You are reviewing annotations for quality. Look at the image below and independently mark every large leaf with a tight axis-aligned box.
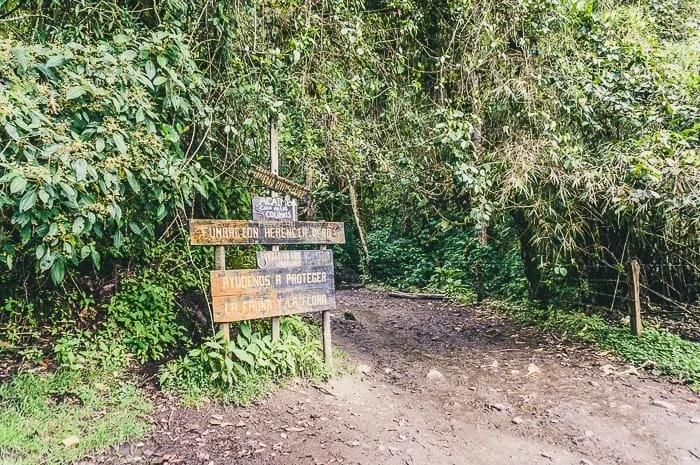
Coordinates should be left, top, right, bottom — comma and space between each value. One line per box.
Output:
232, 348, 255, 367
66, 86, 85, 100
18, 190, 37, 212
9, 176, 27, 194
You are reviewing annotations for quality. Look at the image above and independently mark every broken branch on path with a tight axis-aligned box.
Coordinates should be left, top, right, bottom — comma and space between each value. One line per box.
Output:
387, 291, 445, 300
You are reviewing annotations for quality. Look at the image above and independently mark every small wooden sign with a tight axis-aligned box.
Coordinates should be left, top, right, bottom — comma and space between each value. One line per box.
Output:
257, 249, 333, 269
210, 265, 335, 322
252, 196, 298, 221
190, 220, 345, 245
251, 165, 309, 199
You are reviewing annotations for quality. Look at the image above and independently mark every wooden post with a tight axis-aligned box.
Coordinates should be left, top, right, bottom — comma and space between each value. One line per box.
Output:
320, 244, 332, 364
215, 245, 230, 341
270, 119, 281, 341
629, 259, 642, 337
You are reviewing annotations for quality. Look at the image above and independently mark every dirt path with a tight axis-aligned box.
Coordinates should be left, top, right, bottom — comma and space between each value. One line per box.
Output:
85, 289, 700, 465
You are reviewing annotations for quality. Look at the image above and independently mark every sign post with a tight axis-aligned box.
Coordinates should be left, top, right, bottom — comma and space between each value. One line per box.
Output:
188, 122, 343, 365
270, 121, 281, 341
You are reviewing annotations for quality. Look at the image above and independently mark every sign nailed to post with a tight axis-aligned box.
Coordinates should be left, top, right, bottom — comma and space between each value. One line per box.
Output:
257, 249, 333, 269
189, 220, 345, 245
210, 265, 335, 322
252, 196, 298, 221
250, 165, 309, 199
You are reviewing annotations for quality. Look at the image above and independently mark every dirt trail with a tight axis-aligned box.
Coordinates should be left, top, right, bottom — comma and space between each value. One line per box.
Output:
86, 289, 700, 465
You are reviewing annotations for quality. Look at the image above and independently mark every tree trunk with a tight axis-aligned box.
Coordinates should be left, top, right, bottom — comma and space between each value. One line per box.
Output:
511, 209, 545, 300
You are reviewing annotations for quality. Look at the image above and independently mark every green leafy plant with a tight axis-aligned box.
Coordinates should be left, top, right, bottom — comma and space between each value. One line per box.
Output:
106, 279, 185, 362
159, 318, 328, 405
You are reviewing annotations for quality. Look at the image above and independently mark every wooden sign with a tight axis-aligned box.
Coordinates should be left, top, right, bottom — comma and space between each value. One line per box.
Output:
210, 265, 335, 322
252, 196, 298, 221
190, 220, 345, 245
257, 249, 333, 269
250, 165, 309, 199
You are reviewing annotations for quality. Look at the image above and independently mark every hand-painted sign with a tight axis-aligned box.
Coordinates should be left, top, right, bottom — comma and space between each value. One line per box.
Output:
189, 220, 345, 245
257, 249, 333, 269
250, 165, 309, 199
252, 196, 298, 221
210, 265, 335, 322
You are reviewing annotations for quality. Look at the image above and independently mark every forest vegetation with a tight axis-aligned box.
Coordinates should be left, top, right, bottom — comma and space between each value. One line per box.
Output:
0, 0, 698, 463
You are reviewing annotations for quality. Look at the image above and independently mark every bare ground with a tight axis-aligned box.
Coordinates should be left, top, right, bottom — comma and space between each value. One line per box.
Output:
82, 289, 700, 465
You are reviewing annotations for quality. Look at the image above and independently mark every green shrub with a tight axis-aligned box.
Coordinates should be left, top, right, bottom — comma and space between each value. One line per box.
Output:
159, 317, 328, 405
0, 33, 208, 287
53, 326, 132, 372
106, 279, 185, 362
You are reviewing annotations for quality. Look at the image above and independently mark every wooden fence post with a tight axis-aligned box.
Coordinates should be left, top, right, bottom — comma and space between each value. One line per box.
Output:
270, 119, 281, 341
629, 259, 642, 337
320, 244, 332, 364
215, 245, 230, 341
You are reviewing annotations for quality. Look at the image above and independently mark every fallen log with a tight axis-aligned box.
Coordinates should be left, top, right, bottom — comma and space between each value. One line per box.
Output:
387, 291, 445, 300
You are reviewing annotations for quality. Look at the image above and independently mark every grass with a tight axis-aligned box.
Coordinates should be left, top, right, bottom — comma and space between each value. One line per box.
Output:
0, 368, 153, 465
495, 301, 700, 393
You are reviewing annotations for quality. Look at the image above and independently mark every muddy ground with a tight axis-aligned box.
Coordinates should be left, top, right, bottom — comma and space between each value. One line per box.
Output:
83, 289, 700, 465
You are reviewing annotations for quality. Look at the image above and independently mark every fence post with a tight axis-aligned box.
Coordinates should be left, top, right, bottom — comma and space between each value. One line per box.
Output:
215, 245, 230, 341
628, 259, 642, 337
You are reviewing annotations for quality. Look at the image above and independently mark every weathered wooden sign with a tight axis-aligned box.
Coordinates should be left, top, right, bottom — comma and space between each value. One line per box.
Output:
250, 165, 309, 199
210, 265, 335, 322
252, 196, 298, 221
257, 249, 333, 269
189, 220, 345, 245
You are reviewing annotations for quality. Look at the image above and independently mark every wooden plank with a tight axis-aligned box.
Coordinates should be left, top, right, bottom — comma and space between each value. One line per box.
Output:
212, 291, 336, 322
190, 220, 345, 245
257, 249, 333, 269
210, 265, 334, 297
252, 196, 298, 221
251, 165, 310, 199
210, 265, 336, 322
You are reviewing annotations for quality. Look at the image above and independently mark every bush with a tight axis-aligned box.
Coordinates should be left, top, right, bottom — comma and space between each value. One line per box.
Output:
0, 33, 208, 288
159, 317, 328, 405
106, 279, 185, 362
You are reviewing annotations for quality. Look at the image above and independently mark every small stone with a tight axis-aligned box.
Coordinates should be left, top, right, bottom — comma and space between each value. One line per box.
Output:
383, 368, 392, 374
485, 402, 508, 412
510, 369, 521, 375
689, 417, 700, 424
357, 364, 372, 374
236, 421, 246, 427
512, 416, 524, 425
589, 380, 600, 387
651, 399, 676, 411
426, 369, 444, 382
600, 364, 616, 376
62, 436, 80, 447
584, 430, 594, 437
527, 363, 541, 376
280, 432, 287, 439
343, 311, 356, 321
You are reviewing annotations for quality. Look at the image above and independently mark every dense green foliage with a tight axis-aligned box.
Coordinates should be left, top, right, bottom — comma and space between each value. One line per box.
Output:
1, 0, 697, 310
